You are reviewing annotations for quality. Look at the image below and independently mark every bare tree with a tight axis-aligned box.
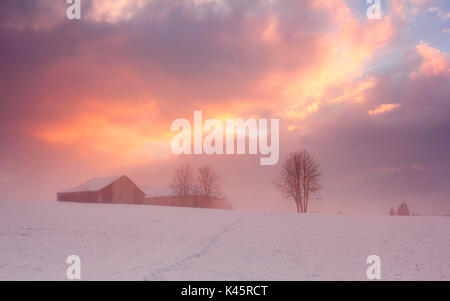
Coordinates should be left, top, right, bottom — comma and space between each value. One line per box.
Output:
275, 150, 321, 213
197, 165, 221, 198
170, 164, 194, 202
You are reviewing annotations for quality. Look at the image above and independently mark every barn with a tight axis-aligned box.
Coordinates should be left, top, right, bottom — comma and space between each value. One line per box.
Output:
57, 175, 145, 205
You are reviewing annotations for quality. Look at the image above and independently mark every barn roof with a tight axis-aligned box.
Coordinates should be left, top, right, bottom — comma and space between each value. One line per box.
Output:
140, 186, 175, 198
58, 176, 124, 193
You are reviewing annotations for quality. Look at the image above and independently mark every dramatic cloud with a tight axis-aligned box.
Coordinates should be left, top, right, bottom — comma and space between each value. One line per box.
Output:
0, 0, 449, 214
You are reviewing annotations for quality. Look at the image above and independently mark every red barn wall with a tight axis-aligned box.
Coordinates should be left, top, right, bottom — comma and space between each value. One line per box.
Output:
57, 176, 144, 205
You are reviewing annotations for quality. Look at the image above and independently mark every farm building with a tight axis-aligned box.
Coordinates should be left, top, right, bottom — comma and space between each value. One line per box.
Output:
141, 186, 232, 209
57, 176, 232, 209
57, 175, 145, 205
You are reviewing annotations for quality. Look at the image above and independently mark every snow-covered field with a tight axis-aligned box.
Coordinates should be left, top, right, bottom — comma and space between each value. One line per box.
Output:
0, 200, 449, 281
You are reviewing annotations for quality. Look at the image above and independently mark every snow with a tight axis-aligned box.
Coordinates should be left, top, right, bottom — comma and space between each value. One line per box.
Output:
0, 200, 449, 281
58, 176, 123, 193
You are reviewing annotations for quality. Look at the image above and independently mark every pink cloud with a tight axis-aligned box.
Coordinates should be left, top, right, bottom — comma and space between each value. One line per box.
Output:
368, 103, 401, 116
411, 42, 450, 77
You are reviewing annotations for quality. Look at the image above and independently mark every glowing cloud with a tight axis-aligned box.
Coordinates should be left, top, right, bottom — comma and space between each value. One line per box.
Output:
88, 0, 150, 23
411, 42, 450, 77
33, 101, 173, 166
368, 103, 401, 116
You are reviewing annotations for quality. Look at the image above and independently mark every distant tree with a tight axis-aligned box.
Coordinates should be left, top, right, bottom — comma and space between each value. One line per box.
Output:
274, 150, 321, 213
197, 165, 221, 198
389, 208, 396, 216
170, 164, 194, 202
396, 202, 411, 216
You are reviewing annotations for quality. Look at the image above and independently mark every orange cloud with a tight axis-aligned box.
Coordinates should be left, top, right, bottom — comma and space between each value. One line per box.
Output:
274, 1, 393, 120
284, 101, 320, 120
175, 0, 394, 125
329, 77, 376, 104
33, 100, 173, 167
23, 0, 397, 168
368, 103, 401, 116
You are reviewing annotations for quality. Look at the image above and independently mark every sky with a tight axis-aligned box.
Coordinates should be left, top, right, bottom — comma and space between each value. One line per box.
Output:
0, 0, 449, 215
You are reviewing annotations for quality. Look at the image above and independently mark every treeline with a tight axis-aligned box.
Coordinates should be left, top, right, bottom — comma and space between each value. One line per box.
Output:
389, 202, 421, 216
